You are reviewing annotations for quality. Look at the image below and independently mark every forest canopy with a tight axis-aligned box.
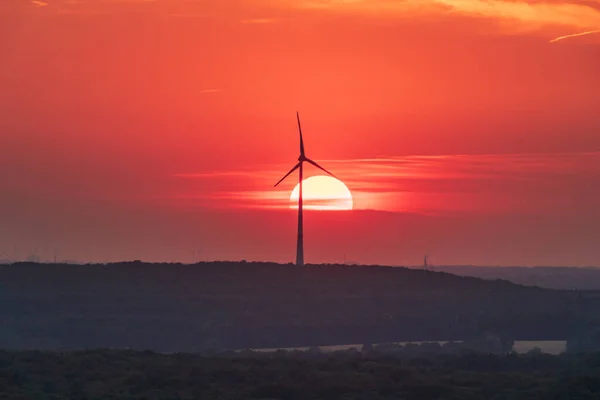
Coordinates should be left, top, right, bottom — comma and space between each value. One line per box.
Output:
1, 262, 600, 351
2, 349, 600, 400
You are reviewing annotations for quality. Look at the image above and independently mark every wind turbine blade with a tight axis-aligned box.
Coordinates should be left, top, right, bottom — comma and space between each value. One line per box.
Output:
274, 162, 301, 187
297, 111, 305, 156
306, 158, 337, 179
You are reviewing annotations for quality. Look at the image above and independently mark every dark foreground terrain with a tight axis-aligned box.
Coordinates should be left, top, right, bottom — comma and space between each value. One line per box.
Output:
2, 349, 600, 399
2, 262, 600, 351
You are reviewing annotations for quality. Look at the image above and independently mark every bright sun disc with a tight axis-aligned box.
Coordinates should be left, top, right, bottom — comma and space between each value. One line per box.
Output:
290, 175, 353, 210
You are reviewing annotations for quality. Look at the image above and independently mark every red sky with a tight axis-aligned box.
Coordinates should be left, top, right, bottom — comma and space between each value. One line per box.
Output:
1, 0, 600, 265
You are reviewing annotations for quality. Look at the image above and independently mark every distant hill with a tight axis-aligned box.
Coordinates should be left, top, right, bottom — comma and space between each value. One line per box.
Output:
429, 266, 600, 290
1, 262, 599, 352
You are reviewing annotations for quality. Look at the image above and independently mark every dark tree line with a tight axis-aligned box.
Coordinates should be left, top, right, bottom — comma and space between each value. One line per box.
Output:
2, 349, 600, 399
1, 262, 599, 351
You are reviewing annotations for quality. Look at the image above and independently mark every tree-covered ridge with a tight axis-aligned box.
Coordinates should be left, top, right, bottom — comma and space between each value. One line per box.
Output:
1, 262, 599, 351
2, 349, 600, 400
432, 265, 600, 291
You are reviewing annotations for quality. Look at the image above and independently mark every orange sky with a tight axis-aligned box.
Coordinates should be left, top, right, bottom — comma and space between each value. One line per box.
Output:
1, 0, 600, 265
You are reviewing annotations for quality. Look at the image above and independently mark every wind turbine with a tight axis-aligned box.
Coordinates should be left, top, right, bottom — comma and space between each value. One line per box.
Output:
274, 112, 337, 266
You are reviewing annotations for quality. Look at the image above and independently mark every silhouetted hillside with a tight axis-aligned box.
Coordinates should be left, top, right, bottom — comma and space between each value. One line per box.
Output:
1, 262, 599, 352
431, 266, 600, 290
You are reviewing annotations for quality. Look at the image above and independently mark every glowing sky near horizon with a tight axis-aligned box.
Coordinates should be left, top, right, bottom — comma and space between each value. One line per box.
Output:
1, 0, 600, 265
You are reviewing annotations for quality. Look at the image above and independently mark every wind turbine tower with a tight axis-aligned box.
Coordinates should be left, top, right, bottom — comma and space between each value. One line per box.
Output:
423, 253, 434, 270
274, 112, 338, 266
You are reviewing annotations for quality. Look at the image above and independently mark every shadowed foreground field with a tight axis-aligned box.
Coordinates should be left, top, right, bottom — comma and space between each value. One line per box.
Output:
1, 262, 600, 352
2, 350, 600, 400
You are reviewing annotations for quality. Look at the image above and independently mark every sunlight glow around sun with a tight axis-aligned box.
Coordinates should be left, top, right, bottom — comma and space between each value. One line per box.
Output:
290, 175, 353, 211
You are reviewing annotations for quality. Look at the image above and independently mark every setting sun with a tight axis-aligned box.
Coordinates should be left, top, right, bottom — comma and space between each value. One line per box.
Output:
290, 175, 353, 211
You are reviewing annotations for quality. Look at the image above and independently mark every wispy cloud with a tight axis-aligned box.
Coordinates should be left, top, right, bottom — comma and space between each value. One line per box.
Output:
433, 0, 600, 30
31, 0, 48, 6
170, 152, 600, 215
298, 0, 600, 32
18, 0, 600, 36
173, 170, 264, 179
167, 13, 209, 18
199, 89, 222, 93
549, 29, 600, 42
240, 18, 277, 24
